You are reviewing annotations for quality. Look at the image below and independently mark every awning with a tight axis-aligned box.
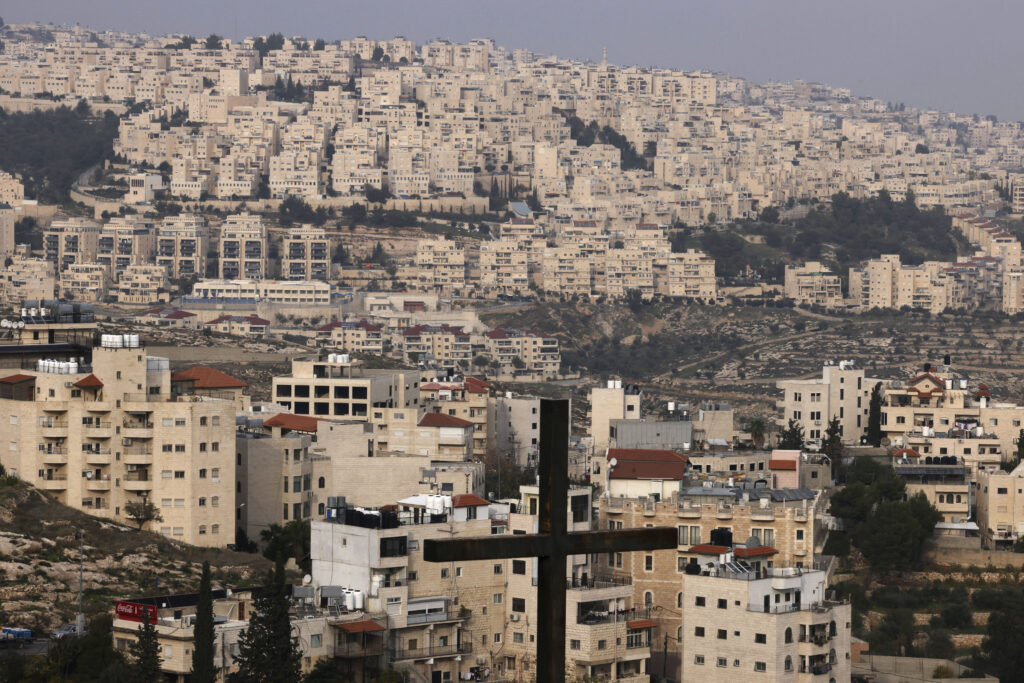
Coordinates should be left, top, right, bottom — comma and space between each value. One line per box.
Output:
337, 620, 385, 633
627, 619, 657, 629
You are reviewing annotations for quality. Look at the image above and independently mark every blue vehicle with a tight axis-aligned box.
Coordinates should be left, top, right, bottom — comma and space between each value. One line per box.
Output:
1, 627, 34, 647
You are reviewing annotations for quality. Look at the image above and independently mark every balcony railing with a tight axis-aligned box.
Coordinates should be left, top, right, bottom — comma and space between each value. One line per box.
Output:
389, 642, 472, 661
567, 576, 632, 591
577, 607, 651, 626
405, 609, 469, 625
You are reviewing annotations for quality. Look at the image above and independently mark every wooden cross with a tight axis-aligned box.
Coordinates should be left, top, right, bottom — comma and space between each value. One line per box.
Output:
424, 399, 676, 682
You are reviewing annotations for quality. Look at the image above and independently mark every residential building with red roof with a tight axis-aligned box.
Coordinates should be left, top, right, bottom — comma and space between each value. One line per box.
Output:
203, 314, 271, 338
479, 327, 561, 381
420, 377, 493, 457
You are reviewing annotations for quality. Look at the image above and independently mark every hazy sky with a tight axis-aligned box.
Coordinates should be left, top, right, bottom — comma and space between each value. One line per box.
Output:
8, 0, 1024, 120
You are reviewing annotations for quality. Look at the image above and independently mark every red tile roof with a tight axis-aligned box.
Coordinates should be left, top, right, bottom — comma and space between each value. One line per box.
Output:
735, 545, 778, 558
0, 373, 34, 384
893, 447, 920, 458
688, 544, 729, 555
464, 377, 492, 394
418, 412, 473, 428
337, 619, 386, 633
452, 494, 489, 508
608, 461, 688, 480
73, 374, 104, 388
607, 448, 687, 463
172, 366, 248, 389
768, 459, 797, 471
264, 413, 320, 432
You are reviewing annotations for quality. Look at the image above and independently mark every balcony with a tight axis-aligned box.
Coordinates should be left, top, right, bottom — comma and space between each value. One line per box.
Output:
389, 642, 472, 661
40, 420, 69, 437
334, 639, 385, 658
85, 477, 111, 491
84, 401, 111, 412
40, 475, 68, 490
716, 504, 734, 520
84, 421, 113, 438
405, 608, 469, 626
122, 420, 154, 439
123, 472, 152, 491
41, 449, 68, 464
750, 509, 775, 522
84, 449, 112, 465
123, 449, 153, 465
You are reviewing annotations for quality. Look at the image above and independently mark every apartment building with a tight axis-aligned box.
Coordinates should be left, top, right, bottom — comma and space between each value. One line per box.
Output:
478, 240, 530, 298
597, 485, 822, 675
156, 214, 207, 280
115, 264, 170, 305
414, 240, 467, 294
892, 450, 970, 523
777, 360, 881, 447
0, 332, 235, 547
679, 560, 851, 682
420, 377, 493, 458
976, 466, 1024, 547
44, 217, 100, 272
60, 263, 109, 303
541, 245, 593, 299
494, 393, 546, 468
0, 171, 24, 206
783, 261, 844, 308
96, 217, 156, 274
218, 212, 267, 280
396, 324, 472, 369
1, 257, 56, 307
310, 495, 504, 682
203, 314, 270, 338
188, 279, 332, 305
590, 380, 643, 456
479, 328, 561, 381
272, 356, 420, 419
602, 248, 656, 299
882, 364, 1024, 469
316, 319, 385, 355
654, 249, 718, 302
282, 224, 331, 281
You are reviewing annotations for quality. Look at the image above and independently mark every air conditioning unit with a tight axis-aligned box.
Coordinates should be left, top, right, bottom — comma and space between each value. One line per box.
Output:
509, 613, 520, 622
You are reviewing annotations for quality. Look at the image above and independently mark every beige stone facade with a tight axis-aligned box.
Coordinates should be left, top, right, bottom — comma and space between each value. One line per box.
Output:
218, 212, 266, 280
777, 361, 882, 447
60, 263, 109, 303
784, 261, 844, 308
283, 224, 330, 281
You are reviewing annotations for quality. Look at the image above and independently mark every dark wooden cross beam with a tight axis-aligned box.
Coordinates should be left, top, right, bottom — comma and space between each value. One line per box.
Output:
424, 399, 676, 682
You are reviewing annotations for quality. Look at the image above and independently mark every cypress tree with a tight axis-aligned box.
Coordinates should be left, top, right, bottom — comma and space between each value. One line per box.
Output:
867, 382, 883, 447
230, 561, 301, 683
128, 610, 161, 683
191, 561, 216, 683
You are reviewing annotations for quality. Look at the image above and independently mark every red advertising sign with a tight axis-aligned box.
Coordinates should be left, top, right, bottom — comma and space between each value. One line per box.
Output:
115, 601, 157, 625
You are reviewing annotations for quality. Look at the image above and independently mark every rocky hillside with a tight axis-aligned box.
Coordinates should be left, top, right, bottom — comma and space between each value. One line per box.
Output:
0, 479, 270, 633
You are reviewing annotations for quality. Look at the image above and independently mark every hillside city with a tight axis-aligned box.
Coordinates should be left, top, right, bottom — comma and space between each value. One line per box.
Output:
0, 17, 1024, 683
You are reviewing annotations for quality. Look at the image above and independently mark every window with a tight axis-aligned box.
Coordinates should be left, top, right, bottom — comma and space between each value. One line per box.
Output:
512, 560, 526, 574
441, 568, 449, 579
456, 567, 462, 578
318, 476, 325, 489
597, 640, 606, 650
695, 596, 706, 607
644, 555, 653, 571
785, 656, 793, 672
174, 471, 185, 479
570, 640, 581, 650
200, 417, 207, 426
493, 594, 503, 604
513, 632, 524, 644
754, 662, 767, 673
198, 497, 206, 507
785, 627, 792, 643
717, 629, 727, 640
175, 418, 186, 427
677, 592, 683, 608
717, 657, 727, 668
199, 469, 207, 479
162, 418, 173, 427
644, 592, 653, 606
718, 598, 727, 609
694, 627, 705, 637
211, 497, 219, 507
694, 655, 705, 665
755, 633, 766, 644
493, 633, 501, 644
310, 634, 322, 648
796, 529, 804, 540
512, 598, 526, 612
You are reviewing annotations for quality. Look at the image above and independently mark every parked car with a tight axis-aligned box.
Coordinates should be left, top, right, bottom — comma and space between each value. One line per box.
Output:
1, 627, 34, 647
51, 624, 78, 640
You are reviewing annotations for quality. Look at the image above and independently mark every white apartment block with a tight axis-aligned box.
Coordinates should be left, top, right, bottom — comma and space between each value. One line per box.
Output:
282, 224, 331, 281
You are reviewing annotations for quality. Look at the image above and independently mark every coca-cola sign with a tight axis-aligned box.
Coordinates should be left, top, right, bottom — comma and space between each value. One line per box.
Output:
115, 601, 157, 624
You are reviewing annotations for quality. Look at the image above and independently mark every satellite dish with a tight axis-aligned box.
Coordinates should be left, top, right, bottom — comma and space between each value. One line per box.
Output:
302, 574, 312, 585
609, 458, 617, 468
745, 535, 761, 548
0, 320, 8, 328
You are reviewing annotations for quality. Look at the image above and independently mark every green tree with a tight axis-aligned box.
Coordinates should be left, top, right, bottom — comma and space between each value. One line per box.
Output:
778, 419, 804, 449
759, 206, 780, 223
867, 609, 916, 656
866, 382, 883, 446
915, 143, 930, 154
371, 46, 384, 62
191, 561, 216, 683
853, 492, 940, 571
124, 498, 162, 530
230, 562, 301, 683
205, 34, 223, 50
127, 612, 161, 683
923, 629, 954, 659
260, 519, 311, 573
313, 38, 326, 51
748, 418, 766, 449
822, 416, 843, 479
983, 592, 1024, 682
940, 601, 972, 629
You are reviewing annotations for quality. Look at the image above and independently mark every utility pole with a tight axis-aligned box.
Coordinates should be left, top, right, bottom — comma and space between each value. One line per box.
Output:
76, 528, 85, 636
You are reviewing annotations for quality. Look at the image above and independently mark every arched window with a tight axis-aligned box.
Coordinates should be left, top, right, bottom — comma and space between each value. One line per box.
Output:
829, 620, 837, 637
829, 649, 837, 665
677, 592, 683, 608
318, 476, 326, 489
644, 591, 653, 606
676, 627, 682, 642
784, 656, 792, 672
784, 627, 793, 644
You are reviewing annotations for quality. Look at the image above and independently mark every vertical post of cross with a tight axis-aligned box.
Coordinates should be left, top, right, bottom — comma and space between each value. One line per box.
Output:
538, 398, 569, 682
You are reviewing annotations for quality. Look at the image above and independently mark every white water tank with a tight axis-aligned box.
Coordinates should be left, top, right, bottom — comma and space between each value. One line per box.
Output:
607, 380, 615, 389
353, 590, 365, 610
328, 353, 337, 363
976, 425, 984, 437
69, 361, 78, 374
343, 590, 355, 611
129, 334, 140, 348
339, 354, 350, 363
